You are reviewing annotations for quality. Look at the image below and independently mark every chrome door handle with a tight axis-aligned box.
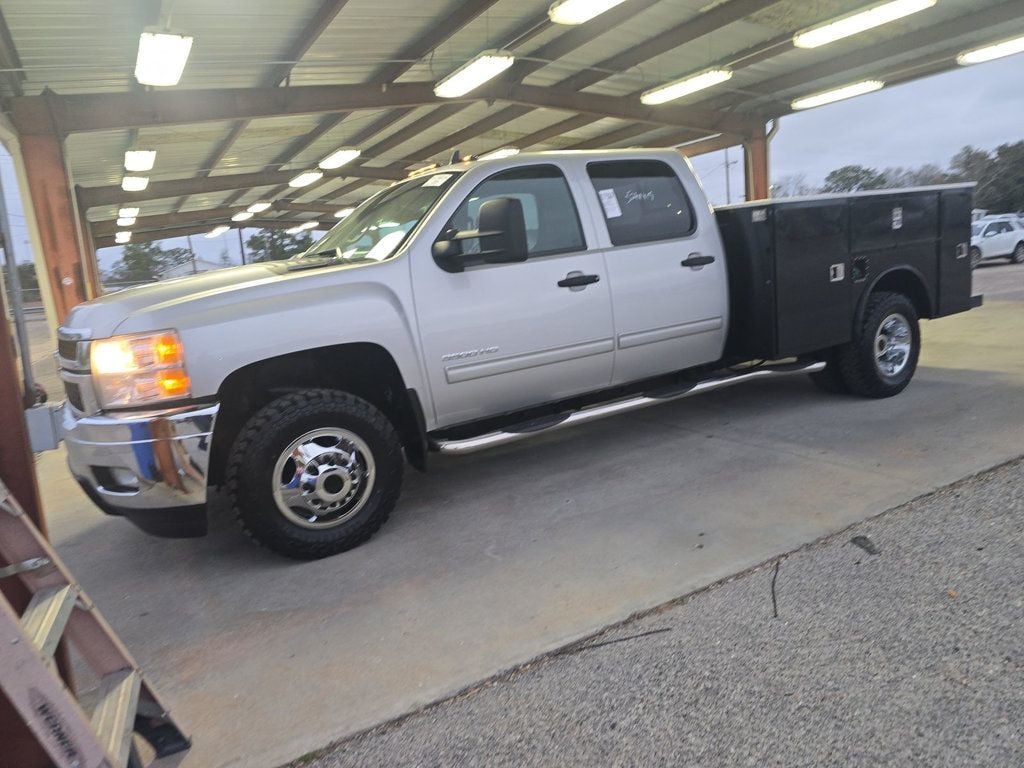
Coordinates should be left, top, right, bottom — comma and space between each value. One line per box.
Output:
557, 272, 600, 289
681, 254, 715, 268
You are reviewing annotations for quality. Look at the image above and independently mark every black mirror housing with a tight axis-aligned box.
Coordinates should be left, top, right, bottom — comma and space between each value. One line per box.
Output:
433, 197, 529, 272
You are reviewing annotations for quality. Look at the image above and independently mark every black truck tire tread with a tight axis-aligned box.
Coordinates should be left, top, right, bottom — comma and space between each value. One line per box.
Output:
226, 389, 403, 560
836, 291, 919, 399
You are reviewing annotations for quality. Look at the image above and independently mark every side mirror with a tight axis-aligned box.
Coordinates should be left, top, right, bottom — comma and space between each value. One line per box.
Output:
983, 230, 996, 238
432, 197, 529, 272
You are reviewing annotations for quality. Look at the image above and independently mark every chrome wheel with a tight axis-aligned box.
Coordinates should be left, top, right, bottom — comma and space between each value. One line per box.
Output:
874, 313, 912, 378
271, 428, 376, 529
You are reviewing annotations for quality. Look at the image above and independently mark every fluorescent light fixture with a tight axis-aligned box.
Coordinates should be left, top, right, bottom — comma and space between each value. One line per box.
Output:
288, 170, 324, 188
548, 0, 628, 25
334, 207, 355, 218
791, 80, 884, 110
247, 202, 272, 213
134, 30, 194, 86
318, 148, 361, 170
478, 147, 521, 160
298, 221, 318, 231
793, 0, 936, 49
205, 225, 229, 238
957, 35, 1024, 66
231, 211, 254, 222
434, 50, 515, 98
641, 69, 733, 105
124, 149, 156, 172
115, 231, 131, 244
116, 216, 136, 227
118, 207, 140, 218
121, 176, 149, 192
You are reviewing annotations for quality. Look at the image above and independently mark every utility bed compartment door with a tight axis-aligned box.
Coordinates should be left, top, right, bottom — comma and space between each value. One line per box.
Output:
773, 201, 851, 356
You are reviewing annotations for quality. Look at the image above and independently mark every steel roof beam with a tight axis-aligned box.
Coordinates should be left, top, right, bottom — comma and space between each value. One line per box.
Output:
78, 163, 407, 209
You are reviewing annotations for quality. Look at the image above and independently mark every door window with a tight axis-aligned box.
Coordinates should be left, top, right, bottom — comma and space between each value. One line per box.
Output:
438, 165, 585, 266
587, 160, 696, 246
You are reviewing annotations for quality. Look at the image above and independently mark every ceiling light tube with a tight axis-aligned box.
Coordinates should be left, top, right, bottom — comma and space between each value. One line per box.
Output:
116, 216, 136, 227
641, 69, 733, 106
793, 0, 936, 49
115, 231, 132, 244
791, 80, 884, 110
957, 35, 1024, 66
288, 170, 324, 188
124, 149, 156, 172
318, 148, 361, 170
434, 50, 515, 98
247, 202, 272, 213
478, 147, 521, 160
548, 0, 628, 25
298, 221, 319, 231
118, 207, 140, 218
135, 30, 194, 86
231, 211, 254, 222
205, 225, 230, 238
334, 207, 355, 218
121, 176, 149, 192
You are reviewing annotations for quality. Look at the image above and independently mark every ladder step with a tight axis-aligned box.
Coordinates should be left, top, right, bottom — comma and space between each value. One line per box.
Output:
20, 584, 77, 659
91, 669, 142, 767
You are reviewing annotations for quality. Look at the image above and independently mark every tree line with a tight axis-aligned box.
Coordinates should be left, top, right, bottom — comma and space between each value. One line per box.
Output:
772, 141, 1024, 212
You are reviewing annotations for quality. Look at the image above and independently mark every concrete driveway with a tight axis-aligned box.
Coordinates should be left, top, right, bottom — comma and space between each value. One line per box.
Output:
35, 264, 1024, 768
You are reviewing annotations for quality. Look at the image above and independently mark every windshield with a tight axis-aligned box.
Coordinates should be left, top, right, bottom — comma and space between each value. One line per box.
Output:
293, 171, 461, 264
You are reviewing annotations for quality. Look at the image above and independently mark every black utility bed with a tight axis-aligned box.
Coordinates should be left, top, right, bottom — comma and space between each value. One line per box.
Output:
715, 184, 976, 362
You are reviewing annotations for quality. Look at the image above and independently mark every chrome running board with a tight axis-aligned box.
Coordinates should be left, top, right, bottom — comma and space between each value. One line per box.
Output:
433, 360, 826, 455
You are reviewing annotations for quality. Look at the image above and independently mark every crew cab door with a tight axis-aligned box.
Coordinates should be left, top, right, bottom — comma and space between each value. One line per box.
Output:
411, 163, 614, 427
581, 158, 728, 384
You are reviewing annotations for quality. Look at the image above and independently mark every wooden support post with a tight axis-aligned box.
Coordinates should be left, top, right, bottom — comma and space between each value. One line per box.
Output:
744, 124, 770, 202
16, 119, 93, 322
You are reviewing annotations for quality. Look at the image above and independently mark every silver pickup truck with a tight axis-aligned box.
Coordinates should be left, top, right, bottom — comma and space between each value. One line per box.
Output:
56, 149, 978, 559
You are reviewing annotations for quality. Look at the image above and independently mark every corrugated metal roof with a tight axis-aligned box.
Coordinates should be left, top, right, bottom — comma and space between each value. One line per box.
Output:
2, 0, 1020, 242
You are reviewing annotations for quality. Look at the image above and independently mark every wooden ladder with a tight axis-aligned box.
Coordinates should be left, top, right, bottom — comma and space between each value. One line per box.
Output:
0, 479, 190, 767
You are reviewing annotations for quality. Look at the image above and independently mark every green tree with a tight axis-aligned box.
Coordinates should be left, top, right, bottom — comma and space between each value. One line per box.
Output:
106, 241, 192, 283
16, 262, 37, 291
967, 142, 1024, 212
244, 229, 314, 262
821, 165, 888, 193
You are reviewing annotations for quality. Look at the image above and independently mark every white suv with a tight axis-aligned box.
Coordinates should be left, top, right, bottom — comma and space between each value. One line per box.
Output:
970, 216, 1024, 267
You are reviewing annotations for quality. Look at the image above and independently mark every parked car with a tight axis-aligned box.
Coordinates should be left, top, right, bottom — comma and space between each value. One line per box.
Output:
56, 150, 979, 559
970, 216, 1024, 267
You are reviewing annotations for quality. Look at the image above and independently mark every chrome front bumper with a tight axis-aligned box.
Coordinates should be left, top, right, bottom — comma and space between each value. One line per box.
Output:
63, 401, 219, 537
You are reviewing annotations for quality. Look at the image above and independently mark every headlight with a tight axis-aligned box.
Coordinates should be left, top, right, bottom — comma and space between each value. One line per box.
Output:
90, 330, 191, 408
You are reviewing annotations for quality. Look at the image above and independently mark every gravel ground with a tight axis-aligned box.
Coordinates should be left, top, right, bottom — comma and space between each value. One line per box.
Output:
298, 457, 1024, 768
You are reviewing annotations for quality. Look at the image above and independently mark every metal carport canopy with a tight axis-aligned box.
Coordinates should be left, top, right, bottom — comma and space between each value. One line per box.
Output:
0, 0, 1021, 274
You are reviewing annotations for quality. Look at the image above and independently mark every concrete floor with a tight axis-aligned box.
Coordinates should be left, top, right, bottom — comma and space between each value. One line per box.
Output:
305, 458, 1024, 768
32, 264, 1024, 768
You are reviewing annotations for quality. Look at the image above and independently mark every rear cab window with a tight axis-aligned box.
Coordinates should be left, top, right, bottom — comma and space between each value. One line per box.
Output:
586, 160, 696, 246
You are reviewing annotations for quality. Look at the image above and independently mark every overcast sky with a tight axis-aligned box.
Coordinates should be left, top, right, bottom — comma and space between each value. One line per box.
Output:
1, 52, 1022, 271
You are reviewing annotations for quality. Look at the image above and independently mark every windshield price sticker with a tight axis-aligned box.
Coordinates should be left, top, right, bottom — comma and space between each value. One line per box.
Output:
423, 173, 453, 187
598, 188, 623, 218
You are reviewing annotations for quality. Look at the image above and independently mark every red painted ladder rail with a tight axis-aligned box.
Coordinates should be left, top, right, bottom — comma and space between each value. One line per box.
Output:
0, 479, 190, 767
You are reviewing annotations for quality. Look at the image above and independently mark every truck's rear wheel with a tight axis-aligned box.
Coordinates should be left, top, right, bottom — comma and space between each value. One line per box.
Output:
226, 389, 403, 559
837, 291, 920, 398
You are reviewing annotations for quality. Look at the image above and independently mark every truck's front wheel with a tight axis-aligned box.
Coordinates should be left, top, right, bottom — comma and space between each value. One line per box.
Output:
226, 389, 403, 559
836, 291, 920, 398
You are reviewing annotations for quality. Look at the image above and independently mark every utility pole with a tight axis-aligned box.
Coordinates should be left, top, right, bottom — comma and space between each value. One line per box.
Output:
186, 234, 197, 273
723, 147, 740, 205
237, 226, 247, 265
